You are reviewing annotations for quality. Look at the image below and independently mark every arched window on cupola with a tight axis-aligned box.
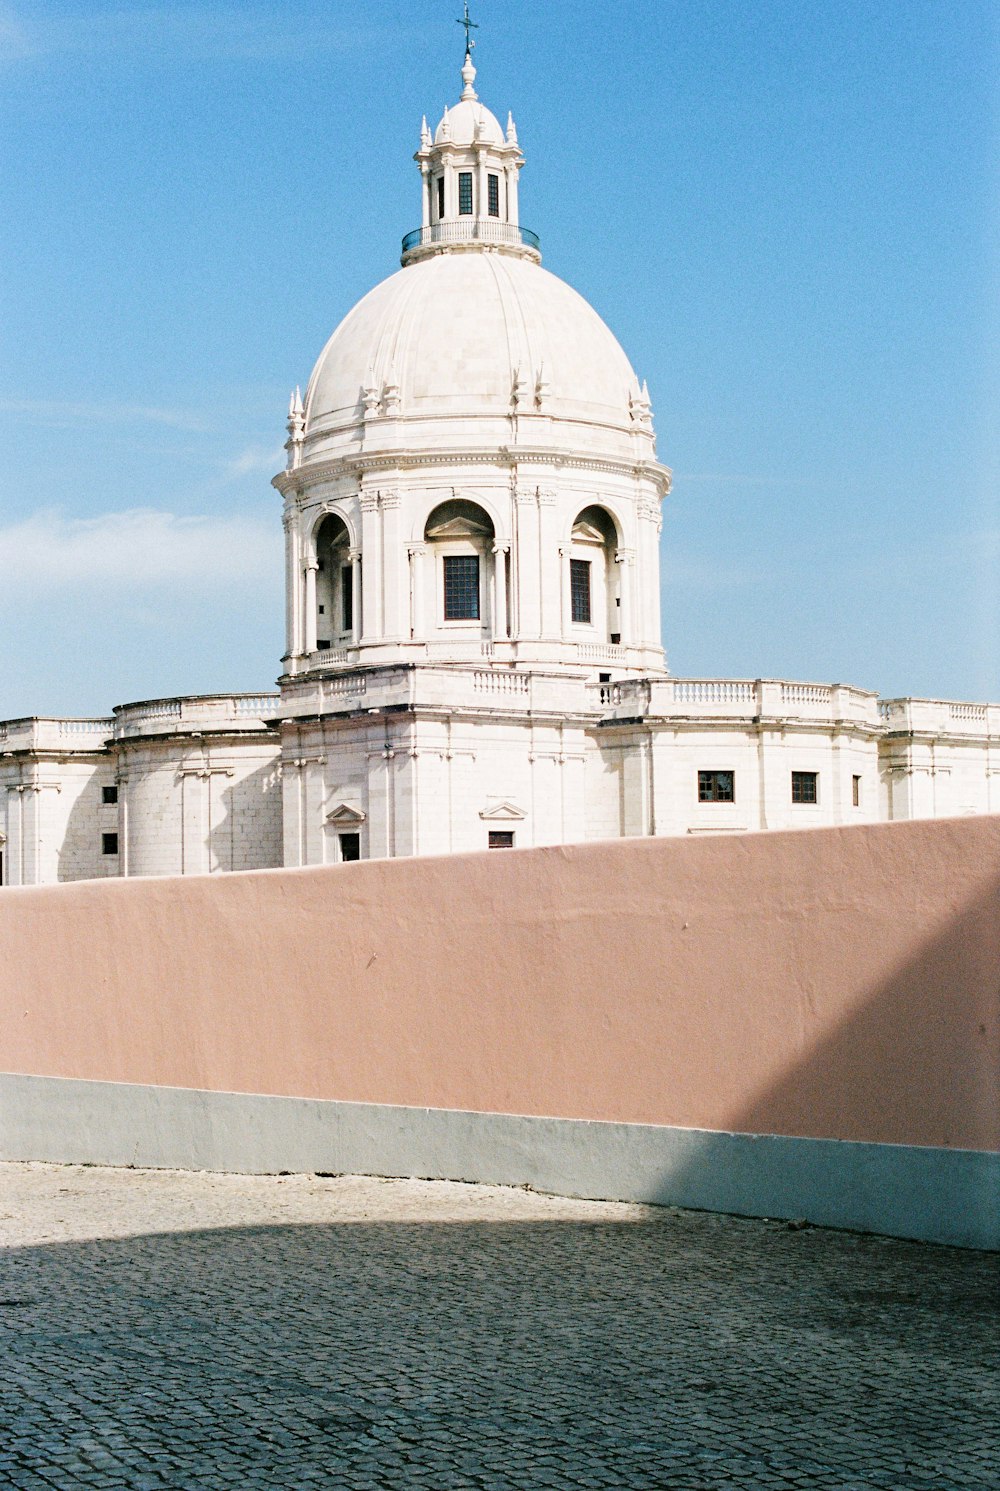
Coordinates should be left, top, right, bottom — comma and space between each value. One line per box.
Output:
569, 506, 621, 644
314, 514, 355, 651
424, 499, 495, 626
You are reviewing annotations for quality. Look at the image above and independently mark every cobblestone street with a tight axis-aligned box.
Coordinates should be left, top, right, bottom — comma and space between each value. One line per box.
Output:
0, 1163, 996, 1490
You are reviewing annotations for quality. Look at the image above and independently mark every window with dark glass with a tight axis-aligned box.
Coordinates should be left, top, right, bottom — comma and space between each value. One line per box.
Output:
341, 565, 353, 633
436, 176, 445, 219
791, 771, 818, 804
443, 554, 480, 620
852, 774, 861, 807
102, 785, 118, 805
570, 558, 592, 624
339, 832, 361, 863
102, 832, 119, 856
458, 171, 473, 215
489, 831, 515, 849
698, 770, 735, 803
488, 173, 500, 217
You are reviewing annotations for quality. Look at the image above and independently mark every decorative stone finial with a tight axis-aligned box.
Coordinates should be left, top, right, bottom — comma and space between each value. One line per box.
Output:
382, 369, 401, 416
439, 103, 451, 141
534, 363, 550, 410
420, 115, 432, 149
629, 378, 654, 431
362, 371, 381, 421
506, 111, 518, 145
461, 52, 477, 101
285, 387, 305, 468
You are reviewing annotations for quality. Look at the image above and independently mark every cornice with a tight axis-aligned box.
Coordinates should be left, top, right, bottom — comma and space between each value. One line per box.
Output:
274, 446, 671, 499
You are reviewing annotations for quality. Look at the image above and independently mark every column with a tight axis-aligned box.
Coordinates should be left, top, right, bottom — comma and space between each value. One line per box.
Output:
380, 490, 404, 640
492, 544, 509, 639
477, 150, 487, 231
283, 509, 298, 664
513, 486, 540, 638
349, 548, 362, 646
303, 559, 318, 654
421, 166, 430, 228
508, 165, 520, 226
537, 489, 560, 639
360, 493, 382, 640
558, 545, 572, 639
408, 544, 427, 639
615, 550, 633, 645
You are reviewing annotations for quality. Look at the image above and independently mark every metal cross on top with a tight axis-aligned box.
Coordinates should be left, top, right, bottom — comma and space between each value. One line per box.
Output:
456, 2, 479, 56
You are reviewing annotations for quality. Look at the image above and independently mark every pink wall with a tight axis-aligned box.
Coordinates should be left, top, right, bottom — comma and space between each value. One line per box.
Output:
1, 816, 997, 1151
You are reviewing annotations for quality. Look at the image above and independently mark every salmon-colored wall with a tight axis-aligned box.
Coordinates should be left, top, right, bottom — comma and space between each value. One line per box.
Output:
1, 817, 997, 1151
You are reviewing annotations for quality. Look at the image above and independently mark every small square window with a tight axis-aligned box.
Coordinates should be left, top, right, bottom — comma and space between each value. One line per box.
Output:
102, 832, 119, 856
698, 770, 735, 803
489, 831, 515, 849
791, 771, 818, 804
443, 554, 480, 620
852, 775, 861, 807
339, 832, 361, 863
102, 785, 118, 805
458, 171, 473, 215
488, 173, 500, 217
570, 558, 592, 624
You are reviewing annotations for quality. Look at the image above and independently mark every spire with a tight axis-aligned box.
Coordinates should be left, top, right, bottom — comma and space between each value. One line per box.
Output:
461, 51, 477, 101
420, 114, 431, 149
506, 111, 518, 145
285, 387, 305, 469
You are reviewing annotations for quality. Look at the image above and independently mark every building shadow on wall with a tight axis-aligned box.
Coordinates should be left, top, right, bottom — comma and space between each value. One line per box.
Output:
636, 865, 1000, 1248
209, 757, 283, 874
0, 1211, 996, 1486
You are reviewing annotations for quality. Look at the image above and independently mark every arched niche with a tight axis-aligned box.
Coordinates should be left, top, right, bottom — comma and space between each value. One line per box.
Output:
314, 512, 355, 649
423, 499, 495, 625
569, 504, 621, 643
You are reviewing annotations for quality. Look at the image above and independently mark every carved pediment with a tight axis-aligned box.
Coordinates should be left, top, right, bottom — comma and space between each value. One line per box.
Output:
326, 802, 366, 826
479, 801, 526, 822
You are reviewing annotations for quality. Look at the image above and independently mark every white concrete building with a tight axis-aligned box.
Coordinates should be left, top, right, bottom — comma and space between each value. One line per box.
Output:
2, 51, 996, 886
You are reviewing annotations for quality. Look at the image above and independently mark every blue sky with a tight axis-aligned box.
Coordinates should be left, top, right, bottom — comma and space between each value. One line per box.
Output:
1, 0, 997, 716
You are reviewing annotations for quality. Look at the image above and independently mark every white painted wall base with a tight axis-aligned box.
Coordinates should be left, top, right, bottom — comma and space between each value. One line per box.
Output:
1, 1073, 995, 1251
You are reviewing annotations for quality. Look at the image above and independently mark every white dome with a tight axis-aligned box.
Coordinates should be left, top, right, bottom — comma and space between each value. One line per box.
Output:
304, 253, 640, 435
435, 98, 504, 146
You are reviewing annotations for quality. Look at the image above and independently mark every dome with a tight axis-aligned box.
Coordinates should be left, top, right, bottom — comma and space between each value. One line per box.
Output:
304, 252, 641, 435
435, 98, 504, 146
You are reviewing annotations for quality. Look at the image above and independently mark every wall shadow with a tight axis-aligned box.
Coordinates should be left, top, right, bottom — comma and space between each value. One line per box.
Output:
0, 1212, 996, 1488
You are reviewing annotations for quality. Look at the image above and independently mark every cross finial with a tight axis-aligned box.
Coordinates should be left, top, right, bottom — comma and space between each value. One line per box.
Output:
456, 2, 478, 57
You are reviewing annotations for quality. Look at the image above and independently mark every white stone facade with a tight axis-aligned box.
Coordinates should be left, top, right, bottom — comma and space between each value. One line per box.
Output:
2, 52, 996, 886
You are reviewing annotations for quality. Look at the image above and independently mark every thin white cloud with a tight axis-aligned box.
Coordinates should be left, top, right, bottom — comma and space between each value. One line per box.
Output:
0, 508, 280, 591
0, 398, 210, 432
0, 5, 417, 65
220, 444, 285, 480
0, 4, 32, 61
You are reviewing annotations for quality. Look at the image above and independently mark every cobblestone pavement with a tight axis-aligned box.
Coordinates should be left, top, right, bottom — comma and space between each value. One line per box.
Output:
0, 1163, 996, 1490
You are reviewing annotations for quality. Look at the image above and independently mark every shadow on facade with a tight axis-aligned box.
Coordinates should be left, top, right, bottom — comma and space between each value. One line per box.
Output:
0, 1211, 996, 1484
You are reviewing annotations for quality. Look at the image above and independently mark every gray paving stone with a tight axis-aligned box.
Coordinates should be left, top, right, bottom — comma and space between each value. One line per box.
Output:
0, 1163, 997, 1489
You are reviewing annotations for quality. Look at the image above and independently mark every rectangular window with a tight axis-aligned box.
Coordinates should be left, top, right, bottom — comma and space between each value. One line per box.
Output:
102, 832, 119, 856
698, 770, 735, 803
436, 176, 445, 219
570, 558, 592, 624
488, 173, 500, 217
852, 774, 861, 807
792, 771, 818, 804
443, 554, 480, 620
458, 171, 473, 215
489, 831, 515, 849
341, 565, 353, 634
339, 832, 361, 863
102, 785, 118, 805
